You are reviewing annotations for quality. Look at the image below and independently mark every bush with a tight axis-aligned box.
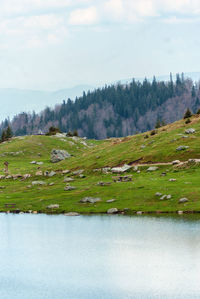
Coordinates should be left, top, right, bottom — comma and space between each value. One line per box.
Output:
197, 108, 200, 115
144, 134, 149, 139
183, 108, 192, 119
185, 118, 191, 124
46, 126, 61, 136
150, 130, 157, 136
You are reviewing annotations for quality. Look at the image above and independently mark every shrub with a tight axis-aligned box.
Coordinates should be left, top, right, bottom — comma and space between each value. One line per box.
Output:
183, 108, 192, 119
150, 130, 157, 136
197, 108, 200, 115
144, 134, 149, 139
46, 126, 61, 136
185, 118, 191, 124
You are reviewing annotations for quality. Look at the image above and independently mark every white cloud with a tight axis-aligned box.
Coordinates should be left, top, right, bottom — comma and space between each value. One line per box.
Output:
69, 6, 98, 25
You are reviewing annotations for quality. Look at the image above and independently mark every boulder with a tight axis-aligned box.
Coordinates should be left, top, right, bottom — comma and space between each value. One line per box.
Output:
155, 192, 162, 196
80, 197, 101, 203
107, 208, 118, 214
176, 146, 189, 151
179, 198, 189, 203
169, 178, 176, 182
36, 171, 43, 176
106, 199, 116, 203
72, 169, 84, 176
32, 181, 46, 186
62, 170, 70, 174
111, 164, 131, 173
147, 166, 158, 171
64, 177, 74, 182
172, 160, 180, 165
64, 185, 76, 191
51, 149, 71, 163
185, 128, 196, 134
30, 161, 36, 164
64, 212, 80, 216
48, 171, 56, 177
47, 204, 59, 209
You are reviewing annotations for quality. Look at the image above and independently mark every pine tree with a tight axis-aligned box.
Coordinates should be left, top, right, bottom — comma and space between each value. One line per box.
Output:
5, 126, 13, 139
183, 108, 192, 119
1, 130, 6, 142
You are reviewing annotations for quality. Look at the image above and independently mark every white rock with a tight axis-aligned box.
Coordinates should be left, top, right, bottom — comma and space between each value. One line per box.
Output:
107, 208, 118, 214
111, 164, 131, 173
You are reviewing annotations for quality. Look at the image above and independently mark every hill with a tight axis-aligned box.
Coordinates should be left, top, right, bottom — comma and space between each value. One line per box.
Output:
0, 114, 200, 214
2, 74, 200, 139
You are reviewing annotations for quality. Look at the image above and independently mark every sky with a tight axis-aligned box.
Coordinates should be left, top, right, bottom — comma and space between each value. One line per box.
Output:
1, 0, 200, 90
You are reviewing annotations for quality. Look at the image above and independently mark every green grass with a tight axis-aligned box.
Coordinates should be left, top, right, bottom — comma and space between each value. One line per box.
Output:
1, 116, 200, 214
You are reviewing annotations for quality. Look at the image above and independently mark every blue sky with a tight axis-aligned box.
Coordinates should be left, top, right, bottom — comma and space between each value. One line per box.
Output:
1, 0, 200, 90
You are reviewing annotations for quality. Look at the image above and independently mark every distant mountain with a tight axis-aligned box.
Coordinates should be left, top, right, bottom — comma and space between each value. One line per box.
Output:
0, 85, 94, 121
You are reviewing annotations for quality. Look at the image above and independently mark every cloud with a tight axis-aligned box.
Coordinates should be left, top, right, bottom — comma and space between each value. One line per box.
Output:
69, 6, 98, 25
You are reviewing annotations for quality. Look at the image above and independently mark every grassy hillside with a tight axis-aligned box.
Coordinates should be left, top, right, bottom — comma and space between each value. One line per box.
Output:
1, 115, 200, 214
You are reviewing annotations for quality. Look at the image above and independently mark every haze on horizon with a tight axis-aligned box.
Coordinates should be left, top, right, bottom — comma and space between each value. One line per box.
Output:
0, 0, 200, 91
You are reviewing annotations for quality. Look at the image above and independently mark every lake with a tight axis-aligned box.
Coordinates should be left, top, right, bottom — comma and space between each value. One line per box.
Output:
0, 213, 200, 298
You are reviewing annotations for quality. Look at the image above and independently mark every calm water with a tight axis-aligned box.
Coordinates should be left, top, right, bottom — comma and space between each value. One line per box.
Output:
0, 214, 200, 298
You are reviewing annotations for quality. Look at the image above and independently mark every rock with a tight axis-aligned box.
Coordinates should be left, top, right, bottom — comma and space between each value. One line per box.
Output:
106, 199, 116, 203
178, 210, 183, 215
172, 160, 180, 165
176, 146, 189, 151
33, 211, 38, 214
185, 128, 196, 134
5, 175, 12, 179
79, 174, 86, 178
141, 145, 146, 149
133, 166, 138, 171
112, 175, 132, 182
80, 197, 101, 204
96, 181, 111, 186
161, 172, 166, 176
111, 164, 132, 173
48, 171, 56, 177
36, 162, 43, 165
107, 208, 118, 214
102, 167, 111, 173
32, 181, 46, 186
48, 182, 55, 186
0, 175, 5, 179
72, 169, 84, 176
51, 149, 71, 163
188, 159, 200, 163
64, 177, 74, 182
30, 161, 36, 164
64, 185, 76, 191
47, 204, 59, 209
35, 171, 43, 176
169, 178, 176, 182
147, 166, 158, 171
160, 194, 171, 200
62, 170, 70, 174
64, 212, 80, 216
155, 192, 162, 196
179, 198, 189, 203
136, 211, 143, 215
24, 174, 31, 179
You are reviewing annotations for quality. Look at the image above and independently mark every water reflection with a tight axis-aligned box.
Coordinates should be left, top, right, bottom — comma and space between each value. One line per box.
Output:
0, 214, 199, 298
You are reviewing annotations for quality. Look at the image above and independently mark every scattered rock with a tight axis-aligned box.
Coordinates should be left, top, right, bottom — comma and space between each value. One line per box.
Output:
32, 181, 46, 186
72, 169, 84, 176
141, 145, 146, 149
169, 178, 176, 182
102, 167, 111, 174
136, 211, 143, 215
48, 182, 54, 186
155, 192, 162, 196
112, 175, 132, 182
107, 208, 118, 214
79, 174, 86, 178
179, 198, 189, 203
172, 160, 180, 165
30, 161, 36, 164
64, 212, 80, 216
160, 194, 171, 200
106, 199, 116, 203
48, 171, 56, 177
62, 170, 70, 174
178, 210, 183, 214
47, 204, 59, 209
188, 159, 200, 163
5, 175, 12, 179
176, 146, 189, 151
35, 171, 43, 176
111, 164, 132, 173
185, 128, 196, 134
161, 172, 166, 176
51, 149, 71, 163
80, 197, 101, 203
36, 162, 43, 165
96, 181, 111, 186
33, 211, 38, 214
64, 177, 74, 182
147, 166, 158, 171
24, 174, 31, 179
64, 185, 76, 191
